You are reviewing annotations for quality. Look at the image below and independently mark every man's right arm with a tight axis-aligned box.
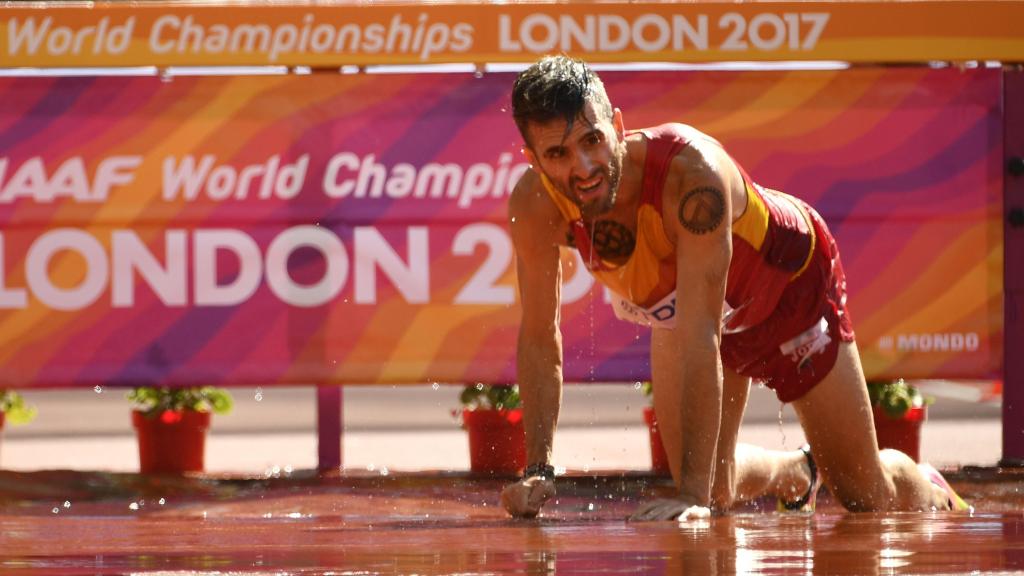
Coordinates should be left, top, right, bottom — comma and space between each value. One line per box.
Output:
501, 171, 563, 518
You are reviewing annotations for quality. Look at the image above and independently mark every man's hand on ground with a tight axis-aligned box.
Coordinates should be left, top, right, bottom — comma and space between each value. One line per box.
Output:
629, 498, 711, 522
501, 476, 556, 518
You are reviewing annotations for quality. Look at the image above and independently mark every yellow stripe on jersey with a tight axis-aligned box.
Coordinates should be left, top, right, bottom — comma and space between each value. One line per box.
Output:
732, 182, 769, 252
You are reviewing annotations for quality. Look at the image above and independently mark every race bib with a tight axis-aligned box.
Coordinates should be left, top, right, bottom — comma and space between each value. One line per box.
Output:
610, 291, 739, 331
610, 291, 678, 329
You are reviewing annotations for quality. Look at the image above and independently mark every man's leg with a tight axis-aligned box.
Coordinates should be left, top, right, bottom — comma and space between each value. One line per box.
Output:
651, 329, 814, 510
791, 340, 946, 511
712, 367, 815, 509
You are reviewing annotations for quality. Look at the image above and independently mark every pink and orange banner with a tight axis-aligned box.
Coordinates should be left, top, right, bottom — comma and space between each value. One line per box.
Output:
0, 67, 1003, 387
0, 2, 1022, 68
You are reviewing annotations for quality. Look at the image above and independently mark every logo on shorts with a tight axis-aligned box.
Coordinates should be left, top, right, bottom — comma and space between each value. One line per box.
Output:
779, 318, 831, 370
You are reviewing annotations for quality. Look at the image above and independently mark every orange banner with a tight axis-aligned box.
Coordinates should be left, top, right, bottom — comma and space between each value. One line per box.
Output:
0, 67, 1003, 387
0, 1, 1022, 68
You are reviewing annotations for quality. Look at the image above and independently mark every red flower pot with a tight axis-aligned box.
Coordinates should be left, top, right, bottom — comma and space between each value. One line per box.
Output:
643, 406, 671, 476
132, 409, 211, 474
872, 404, 926, 463
462, 408, 526, 476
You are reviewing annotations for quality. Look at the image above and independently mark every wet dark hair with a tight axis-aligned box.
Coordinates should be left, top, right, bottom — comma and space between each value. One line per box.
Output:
511, 55, 613, 146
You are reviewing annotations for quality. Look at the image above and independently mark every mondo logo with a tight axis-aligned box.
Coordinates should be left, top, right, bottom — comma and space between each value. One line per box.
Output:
877, 333, 981, 353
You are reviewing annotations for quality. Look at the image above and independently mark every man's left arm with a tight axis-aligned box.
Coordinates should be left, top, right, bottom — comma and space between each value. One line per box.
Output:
669, 169, 732, 508
632, 150, 735, 521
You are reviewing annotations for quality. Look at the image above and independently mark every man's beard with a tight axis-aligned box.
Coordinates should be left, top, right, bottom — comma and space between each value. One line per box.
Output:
577, 153, 622, 220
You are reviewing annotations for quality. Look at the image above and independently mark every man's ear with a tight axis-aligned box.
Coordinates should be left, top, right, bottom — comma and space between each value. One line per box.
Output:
522, 146, 538, 169
612, 107, 624, 139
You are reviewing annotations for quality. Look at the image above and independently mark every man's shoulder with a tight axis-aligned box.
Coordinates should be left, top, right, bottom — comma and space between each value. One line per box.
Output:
508, 169, 565, 246
509, 169, 556, 217
638, 122, 704, 141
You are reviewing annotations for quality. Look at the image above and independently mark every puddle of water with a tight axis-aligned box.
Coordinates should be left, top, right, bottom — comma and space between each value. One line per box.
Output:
0, 469, 1021, 574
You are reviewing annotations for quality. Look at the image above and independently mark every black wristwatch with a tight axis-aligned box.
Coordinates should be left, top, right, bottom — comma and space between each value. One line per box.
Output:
523, 463, 556, 481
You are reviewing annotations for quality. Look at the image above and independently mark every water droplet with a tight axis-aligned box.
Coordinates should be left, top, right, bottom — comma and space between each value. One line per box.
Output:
129, 502, 139, 511
63, 501, 70, 508
51, 507, 59, 514
367, 463, 376, 471
380, 467, 389, 476
777, 403, 788, 448
255, 387, 263, 402
94, 386, 103, 394
587, 502, 595, 511
473, 69, 484, 79
158, 498, 166, 505
511, 216, 517, 223
431, 383, 439, 391
633, 381, 642, 390
475, 383, 484, 391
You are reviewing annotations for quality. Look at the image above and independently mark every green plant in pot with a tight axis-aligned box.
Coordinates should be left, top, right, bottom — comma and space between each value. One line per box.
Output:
127, 386, 233, 474
0, 390, 37, 465
637, 381, 670, 475
866, 379, 931, 462
458, 383, 525, 476
0, 390, 37, 427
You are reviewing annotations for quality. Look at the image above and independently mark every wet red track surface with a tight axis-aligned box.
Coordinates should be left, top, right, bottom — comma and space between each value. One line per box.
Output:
0, 468, 1021, 574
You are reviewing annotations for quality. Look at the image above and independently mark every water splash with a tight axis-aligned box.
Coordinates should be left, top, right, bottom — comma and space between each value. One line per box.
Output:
777, 403, 788, 448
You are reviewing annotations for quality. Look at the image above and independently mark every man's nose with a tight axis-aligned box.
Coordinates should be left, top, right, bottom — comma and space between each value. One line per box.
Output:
573, 152, 596, 177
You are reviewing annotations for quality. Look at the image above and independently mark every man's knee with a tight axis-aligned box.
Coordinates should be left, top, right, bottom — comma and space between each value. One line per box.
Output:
824, 464, 894, 512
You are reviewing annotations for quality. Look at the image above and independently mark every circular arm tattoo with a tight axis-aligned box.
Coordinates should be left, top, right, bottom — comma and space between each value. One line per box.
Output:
678, 186, 725, 235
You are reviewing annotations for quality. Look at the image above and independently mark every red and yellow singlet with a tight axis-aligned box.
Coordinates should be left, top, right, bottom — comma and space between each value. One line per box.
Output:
540, 123, 816, 335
